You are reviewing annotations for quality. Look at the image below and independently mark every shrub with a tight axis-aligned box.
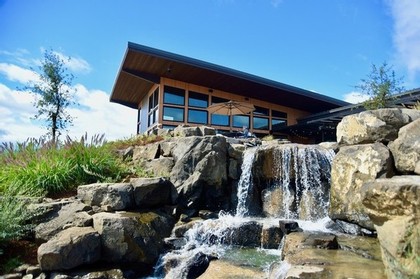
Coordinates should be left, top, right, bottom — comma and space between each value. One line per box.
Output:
0, 196, 33, 245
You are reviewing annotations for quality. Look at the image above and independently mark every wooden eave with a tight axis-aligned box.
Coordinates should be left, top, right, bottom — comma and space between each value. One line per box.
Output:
110, 42, 349, 111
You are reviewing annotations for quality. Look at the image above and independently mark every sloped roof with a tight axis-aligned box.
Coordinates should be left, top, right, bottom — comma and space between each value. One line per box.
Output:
110, 42, 349, 112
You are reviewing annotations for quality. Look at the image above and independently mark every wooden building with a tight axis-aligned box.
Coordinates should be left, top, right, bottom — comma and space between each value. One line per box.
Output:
110, 42, 349, 141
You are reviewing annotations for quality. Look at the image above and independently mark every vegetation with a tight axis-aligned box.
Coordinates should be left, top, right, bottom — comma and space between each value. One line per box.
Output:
356, 62, 405, 110
23, 49, 77, 143
0, 133, 164, 273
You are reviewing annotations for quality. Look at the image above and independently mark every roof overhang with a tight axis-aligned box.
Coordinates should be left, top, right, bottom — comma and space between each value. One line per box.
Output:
110, 42, 350, 111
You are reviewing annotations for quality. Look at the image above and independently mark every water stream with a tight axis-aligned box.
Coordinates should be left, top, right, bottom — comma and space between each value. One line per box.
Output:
152, 144, 335, 278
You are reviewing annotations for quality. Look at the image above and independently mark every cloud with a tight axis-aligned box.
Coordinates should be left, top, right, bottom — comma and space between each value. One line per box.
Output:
53, 51, 92, 73
0, 82, 137, 143
387, 0, 420, 81
343, 91, 369, 104
0, 63, 40, 84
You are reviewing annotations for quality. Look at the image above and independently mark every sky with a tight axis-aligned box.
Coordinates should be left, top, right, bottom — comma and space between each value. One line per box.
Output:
1, 0, 420, 143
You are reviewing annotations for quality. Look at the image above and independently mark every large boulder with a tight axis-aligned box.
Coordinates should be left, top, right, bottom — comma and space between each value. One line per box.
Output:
132, 142, 160, 162
389, 118, 420, 174
276, 232, 385, 279
362, 175, 420, 279
77, 183, 133, 211
92, 211, 174, 264
169, 136, 228, 210
337, 108, 420, 145
131, 177, 177, 208
37, 227, 101, 271
34, 200, 91, 243
329, 143, 394, 229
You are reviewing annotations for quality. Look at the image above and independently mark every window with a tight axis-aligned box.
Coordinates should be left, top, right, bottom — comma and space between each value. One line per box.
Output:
254, 106, 269, 116
211, 96, 228, 104
163, 106, 184, 122
188, 109, 207, 124
253, 117, 269, 130
148, 88, 159, 127
233, 115, 250, 128
164, 86, 185, 105
272, 118, 287, 128
211, 114, 229, 126
189, 91, 208, 108
272, 110, 287, 119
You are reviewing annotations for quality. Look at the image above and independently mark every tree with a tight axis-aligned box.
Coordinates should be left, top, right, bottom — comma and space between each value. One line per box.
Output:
356, 62, 405, 110
26, 49, 77, 143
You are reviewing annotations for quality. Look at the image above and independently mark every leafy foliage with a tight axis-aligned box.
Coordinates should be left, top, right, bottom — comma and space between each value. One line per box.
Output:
23, 49, 77, 142
106, 134, 164, 150
0, 196, 33, 245
356, 62, 405, 110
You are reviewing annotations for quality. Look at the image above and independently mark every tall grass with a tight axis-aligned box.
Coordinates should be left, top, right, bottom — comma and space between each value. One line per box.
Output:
0, 134, 125, 197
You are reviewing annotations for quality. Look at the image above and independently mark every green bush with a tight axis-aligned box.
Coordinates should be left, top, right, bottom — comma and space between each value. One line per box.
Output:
0, 196, 33, 244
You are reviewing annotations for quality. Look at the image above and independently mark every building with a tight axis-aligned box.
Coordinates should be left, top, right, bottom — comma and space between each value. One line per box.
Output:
110, 42, 350, 141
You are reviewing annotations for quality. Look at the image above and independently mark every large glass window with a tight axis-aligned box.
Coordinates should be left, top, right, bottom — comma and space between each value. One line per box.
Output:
164, 86, 185, 105
272, 110, 287, 119
253, 117, 269, 130
148, 88, 159, 127
272, 119, 287, 128
188, 109, 207, 124
163, 106, 184, 122
189, 91, 208, 108
211, 96, 229, 104
211, 114, 229, 126
254, 106, 269, 116
233, 115, 250, 128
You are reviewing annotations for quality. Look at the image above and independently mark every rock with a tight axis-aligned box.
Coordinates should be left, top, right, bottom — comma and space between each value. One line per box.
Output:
222, 221, 262, 247
280, 232, 385, 279
25, 266, 41, 278
132, 142, 160, 161
227, 143, 245, 160
79, 269, 125, 279
198, 210, 218, 220
362, 175, 420, 278
318, 141, 339, 152
37, 227, 101, 271
184, 252, 216, 278
170, 136, 228, 210
3, 274, 23, 279
389, 118, 420, 174
302, 233, 338, 249
327, 219, 375, 236
228, 158, 239, 180
329, 142, 394, 229
261, 223, 284, 249
199, 126, 216, 136
92, 211, 174, 264
279, 221, 302, 234
164, 237, 187, 250
174, 125, 202, 137
173, 219, 203, 237
142, 157, 175, 177
77, 183, 134, 211
35, 201, 91, 243
336, 108, 420, 145
200, 260, 265, 279
131, 177, 177, 208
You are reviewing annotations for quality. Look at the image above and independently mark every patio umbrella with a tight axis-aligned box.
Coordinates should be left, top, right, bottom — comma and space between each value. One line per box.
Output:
207, 100, 255, 115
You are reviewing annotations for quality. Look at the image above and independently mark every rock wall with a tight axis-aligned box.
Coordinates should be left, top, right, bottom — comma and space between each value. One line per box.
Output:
330, 108, 420, 278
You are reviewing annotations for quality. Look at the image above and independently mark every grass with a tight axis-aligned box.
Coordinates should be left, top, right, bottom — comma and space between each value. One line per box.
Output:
0, 133, 163, 273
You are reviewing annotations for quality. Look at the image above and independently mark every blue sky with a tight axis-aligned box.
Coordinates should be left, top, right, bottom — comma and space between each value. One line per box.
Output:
1, 0, 419, 142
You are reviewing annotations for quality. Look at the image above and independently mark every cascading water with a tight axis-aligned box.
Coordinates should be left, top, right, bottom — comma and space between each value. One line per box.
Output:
152, 143, 335, 279
235, 147, 257, 217
263, 144, 335, 220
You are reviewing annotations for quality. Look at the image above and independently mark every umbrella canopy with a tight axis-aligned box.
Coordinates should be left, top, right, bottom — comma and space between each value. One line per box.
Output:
207, 100, 255, 115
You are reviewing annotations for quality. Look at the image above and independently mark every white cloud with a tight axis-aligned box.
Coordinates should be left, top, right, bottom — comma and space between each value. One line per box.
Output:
343, 91, 369, 104
53, 51, 92, 73
0, 63, 40, 84
0, 82, 137, 143
387, 0, 420, 81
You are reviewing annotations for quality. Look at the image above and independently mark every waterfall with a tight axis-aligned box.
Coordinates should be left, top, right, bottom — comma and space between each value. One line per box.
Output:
264, 144, 335, 220
235, 147, 257, 217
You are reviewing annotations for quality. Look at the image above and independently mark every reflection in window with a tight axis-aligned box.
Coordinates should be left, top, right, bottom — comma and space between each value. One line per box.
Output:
272, 119, 287, 128
272, 110, 287, 119
164, 86, 185, 105
189, 91, 208, 108
254, 106, 269, 116
211, 96, 228, 104
163, 106, 184, 122
233, 115, 250, 128
211, 114, 229, 126
188, 109, 207, 124
253, 117, 269, 130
